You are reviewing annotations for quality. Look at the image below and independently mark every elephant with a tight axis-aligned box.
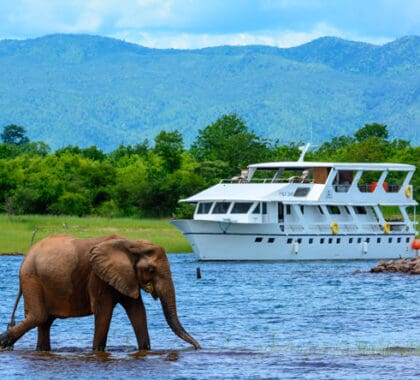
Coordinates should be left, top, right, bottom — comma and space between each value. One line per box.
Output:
0, 234, 200, 351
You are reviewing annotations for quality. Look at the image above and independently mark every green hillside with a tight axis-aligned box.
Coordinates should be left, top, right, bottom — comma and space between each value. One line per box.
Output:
0, 34, 418, 151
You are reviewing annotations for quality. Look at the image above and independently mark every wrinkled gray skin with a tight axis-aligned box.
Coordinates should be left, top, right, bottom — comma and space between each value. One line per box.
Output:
0, 234, 200, 351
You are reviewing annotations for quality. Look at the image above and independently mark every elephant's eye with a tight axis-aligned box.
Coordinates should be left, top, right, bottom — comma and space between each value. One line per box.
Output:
147, 265, 155, 274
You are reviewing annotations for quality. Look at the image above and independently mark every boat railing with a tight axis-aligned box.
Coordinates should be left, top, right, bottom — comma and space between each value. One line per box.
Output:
285, 225, 305, 232
220, 178, 295, 184
357, 184, 401, 193
284, 221, 410, 235
221, 179, 403, 194
308, 224, 359, 233
222, 177, 321, 184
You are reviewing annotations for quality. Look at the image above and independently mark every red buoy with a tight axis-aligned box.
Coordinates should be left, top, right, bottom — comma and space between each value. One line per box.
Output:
412, 239, 420, 250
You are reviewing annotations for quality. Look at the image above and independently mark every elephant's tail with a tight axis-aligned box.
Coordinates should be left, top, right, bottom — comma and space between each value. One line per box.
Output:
7, 286, 22, 329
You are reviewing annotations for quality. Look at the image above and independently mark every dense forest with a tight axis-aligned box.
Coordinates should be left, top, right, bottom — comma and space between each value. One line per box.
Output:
0, 114, 418, 218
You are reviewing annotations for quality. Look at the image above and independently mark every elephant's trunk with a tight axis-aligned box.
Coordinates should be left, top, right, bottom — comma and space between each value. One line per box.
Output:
158, 280, 201, 350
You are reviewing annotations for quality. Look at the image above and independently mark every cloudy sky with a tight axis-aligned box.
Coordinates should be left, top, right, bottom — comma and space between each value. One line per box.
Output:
0, 0, 419, 48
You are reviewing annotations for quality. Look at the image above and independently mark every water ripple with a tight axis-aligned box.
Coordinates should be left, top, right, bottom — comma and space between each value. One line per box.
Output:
0, 255, 419, 379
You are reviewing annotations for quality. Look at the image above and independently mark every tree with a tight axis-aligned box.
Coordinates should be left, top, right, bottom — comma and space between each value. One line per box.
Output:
190, 114, 271, 175
354, 123, 389, 142
108, 140, 150, 164
312, 136, 354, 161
154, 130, 184, 173
272, 143, 302, 161
1, 125, 30, 146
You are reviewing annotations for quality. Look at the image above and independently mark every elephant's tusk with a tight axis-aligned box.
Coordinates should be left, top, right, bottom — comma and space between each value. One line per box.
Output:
144, 282, 154, 294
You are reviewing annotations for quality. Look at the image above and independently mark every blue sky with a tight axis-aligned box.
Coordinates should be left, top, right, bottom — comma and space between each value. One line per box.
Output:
0, 0, 419, 48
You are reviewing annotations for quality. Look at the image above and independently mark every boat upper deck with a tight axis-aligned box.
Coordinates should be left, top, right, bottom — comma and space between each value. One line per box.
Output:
181, 161, 416, 206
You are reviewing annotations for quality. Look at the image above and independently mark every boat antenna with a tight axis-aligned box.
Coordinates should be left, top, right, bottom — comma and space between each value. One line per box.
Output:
298, 143, 311, 162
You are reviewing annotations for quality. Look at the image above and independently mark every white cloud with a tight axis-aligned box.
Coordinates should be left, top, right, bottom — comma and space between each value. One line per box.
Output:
114, 22, 392, 49
0, 0, 414, 47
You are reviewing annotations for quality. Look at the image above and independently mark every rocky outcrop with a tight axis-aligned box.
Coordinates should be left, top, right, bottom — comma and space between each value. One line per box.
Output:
370, 257, 420, 275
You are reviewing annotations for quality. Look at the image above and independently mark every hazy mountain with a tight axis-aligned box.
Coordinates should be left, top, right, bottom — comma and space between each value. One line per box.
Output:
0, 34, 418, 151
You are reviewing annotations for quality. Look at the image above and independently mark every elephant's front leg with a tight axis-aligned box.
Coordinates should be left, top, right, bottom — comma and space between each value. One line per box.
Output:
120, 296, 150, 350
92, 296, 114, 351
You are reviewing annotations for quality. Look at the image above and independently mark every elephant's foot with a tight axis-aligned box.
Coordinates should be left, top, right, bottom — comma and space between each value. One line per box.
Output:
0, 331, 14, 351
36, 343, 51, 351
93, 345, 106, 352
138, 341, 151, 351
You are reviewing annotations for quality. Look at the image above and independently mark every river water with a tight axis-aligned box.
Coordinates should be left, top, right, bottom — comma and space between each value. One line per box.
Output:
0, 255, 419, 379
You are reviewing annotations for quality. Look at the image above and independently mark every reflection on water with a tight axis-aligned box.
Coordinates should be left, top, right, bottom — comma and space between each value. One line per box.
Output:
0, 255, 419, 379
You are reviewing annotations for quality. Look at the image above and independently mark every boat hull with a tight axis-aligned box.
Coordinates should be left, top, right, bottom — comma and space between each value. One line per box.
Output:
171, 220, 417, 261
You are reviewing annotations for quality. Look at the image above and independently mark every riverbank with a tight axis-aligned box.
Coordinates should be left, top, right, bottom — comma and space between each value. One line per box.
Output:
0, 214, 192, 254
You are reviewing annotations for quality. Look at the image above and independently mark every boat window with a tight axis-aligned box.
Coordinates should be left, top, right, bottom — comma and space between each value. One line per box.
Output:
294, 187, 310, 197
262, 202, 267, 214
384, 171, 406, 193
197, 202, 213, 214
212, 202, 231, 214
328, 238, 333, 244
397, 237, 401, 243
287, 238, 293, 244
252, 203, 260, 214
252, 202, 267, 214
333, 170, 353, 192
286, 205, 291, 214
349, 238, 353, 244
255, 237, 263, 243
278, 203, 284, 220
327, 205, 341, 215
388, 237, 392, 243
231, 202, 253, 214
358, 171, 384, 193
268, 238, 275, 243
380, 206, 403, 223
355, 206, 367, 214
320, 238, 325, 244
309, 238, 314, 244
406, 237, 410, 243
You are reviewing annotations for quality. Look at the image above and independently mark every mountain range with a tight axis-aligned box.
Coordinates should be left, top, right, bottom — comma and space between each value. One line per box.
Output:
0, 34, 418, 151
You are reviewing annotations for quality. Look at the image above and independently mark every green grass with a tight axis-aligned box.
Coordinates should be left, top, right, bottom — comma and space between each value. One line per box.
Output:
0, 214, 193, 254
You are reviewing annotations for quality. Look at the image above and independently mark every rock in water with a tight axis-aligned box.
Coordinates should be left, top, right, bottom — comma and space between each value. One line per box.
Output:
370, 257, 420, 275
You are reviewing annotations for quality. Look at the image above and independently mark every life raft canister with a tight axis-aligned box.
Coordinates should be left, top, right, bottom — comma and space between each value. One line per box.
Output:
383, 222, 391, 235
405, 185, 412, 198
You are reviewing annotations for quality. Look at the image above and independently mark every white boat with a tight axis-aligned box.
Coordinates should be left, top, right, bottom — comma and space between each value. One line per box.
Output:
171, 159, 418, 261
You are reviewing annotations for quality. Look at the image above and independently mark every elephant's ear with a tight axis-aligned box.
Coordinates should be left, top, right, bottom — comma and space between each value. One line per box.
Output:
90, 238, 139, 299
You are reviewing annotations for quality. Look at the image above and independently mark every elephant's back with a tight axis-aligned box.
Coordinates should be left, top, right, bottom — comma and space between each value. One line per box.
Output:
21, 234, 123, 276
21, 235, 81, 278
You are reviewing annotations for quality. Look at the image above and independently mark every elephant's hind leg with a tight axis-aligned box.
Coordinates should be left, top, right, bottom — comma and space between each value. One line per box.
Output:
0, 329, 15, 350
0, 279, 50, 349
0, 313, 49, 349
37, 317, 55, 351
